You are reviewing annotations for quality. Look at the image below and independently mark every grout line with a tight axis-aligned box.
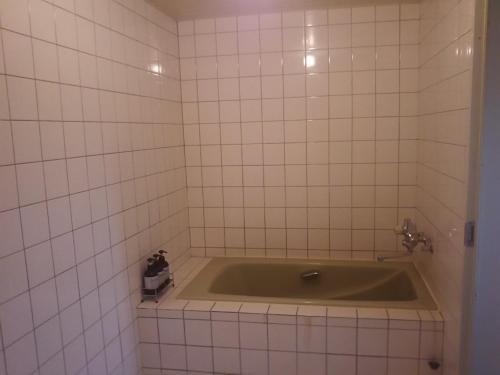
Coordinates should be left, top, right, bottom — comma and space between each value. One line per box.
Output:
22, 8, 53, 373
281, 11, 288, 259
235, 19, 247, 257
349, 14, 354, 259
281, 14, 291, 259
0, 24, 31, 375
0, 28, 181, 84
373, 7, 378, 259
326, 9, 332, 261
69, 8, 98, 371
303, 11, 310, 260
190, 68, 421, 82
396, 8, 402, 254
214, 18, 227, 260
256, 15, 267, 257
89, 3, 118, 372
193, 25, 207, 256
177, 20, 192, 258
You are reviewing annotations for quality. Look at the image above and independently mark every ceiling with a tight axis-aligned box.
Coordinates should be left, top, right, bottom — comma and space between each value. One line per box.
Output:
148, 0, 418, 20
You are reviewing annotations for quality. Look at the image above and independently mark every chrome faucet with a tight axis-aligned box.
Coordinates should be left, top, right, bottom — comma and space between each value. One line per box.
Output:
377, 218, 433, 262
396, 218, 433, 253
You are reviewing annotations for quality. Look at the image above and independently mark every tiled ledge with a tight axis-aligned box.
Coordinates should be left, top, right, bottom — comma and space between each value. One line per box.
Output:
139, 299, 443, 331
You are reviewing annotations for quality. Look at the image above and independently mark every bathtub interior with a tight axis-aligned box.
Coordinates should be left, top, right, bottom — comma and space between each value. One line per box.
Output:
174, 257, 437, 310
209, 262, 418, 301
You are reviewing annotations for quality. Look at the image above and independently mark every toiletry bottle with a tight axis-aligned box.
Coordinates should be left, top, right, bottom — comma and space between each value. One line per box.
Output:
144, 258, 159, 291
158, 250, 170, 283
153, 254, 166, 285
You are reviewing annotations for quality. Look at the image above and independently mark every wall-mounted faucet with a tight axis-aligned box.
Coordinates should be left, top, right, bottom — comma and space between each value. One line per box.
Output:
396, 218, 433, 253
377, 218, 433, 262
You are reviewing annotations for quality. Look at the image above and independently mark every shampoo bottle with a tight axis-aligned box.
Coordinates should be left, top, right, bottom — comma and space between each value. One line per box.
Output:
158, 250, 170, 283
152, 254, 165, 285
143, 257, 159, 291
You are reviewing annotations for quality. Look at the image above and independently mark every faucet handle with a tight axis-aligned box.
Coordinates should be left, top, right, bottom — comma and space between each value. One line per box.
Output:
394, 224, 405, 235
418, 233, 434, 253
394, 218, 414, 235
394, 218, 409, 234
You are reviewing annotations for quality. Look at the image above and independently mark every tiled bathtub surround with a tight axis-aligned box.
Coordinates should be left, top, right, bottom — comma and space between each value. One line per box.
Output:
139, 293, 443, 375
180, 4, 421, 260
0, 0, 188, 374
415, 0, 475, 374
138, 257, 444, 375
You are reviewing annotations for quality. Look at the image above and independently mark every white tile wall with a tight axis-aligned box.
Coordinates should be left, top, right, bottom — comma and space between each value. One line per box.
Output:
0, 0, 189, 374
415, 0, 475, 374
180, 4, 420, 260
0, 1, 479, 375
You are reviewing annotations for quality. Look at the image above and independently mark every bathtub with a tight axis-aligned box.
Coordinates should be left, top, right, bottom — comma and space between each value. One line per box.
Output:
177, 257, 437, 310
139, 257, 443, 374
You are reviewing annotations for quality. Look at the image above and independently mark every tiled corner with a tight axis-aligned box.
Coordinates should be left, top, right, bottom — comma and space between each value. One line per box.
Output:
416, 0, 475, 371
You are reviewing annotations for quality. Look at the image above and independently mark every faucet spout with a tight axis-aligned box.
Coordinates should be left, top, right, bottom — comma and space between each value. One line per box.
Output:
376, 253, 412, 262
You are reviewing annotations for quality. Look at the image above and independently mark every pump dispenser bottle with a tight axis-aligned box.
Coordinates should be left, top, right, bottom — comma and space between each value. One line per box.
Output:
158, 250, 170, 284
143, 257, 159, 291
142, 250, 173, 300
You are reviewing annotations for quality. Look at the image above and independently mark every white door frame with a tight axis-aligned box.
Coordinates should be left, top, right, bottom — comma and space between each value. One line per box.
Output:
463, 0, 500, 374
